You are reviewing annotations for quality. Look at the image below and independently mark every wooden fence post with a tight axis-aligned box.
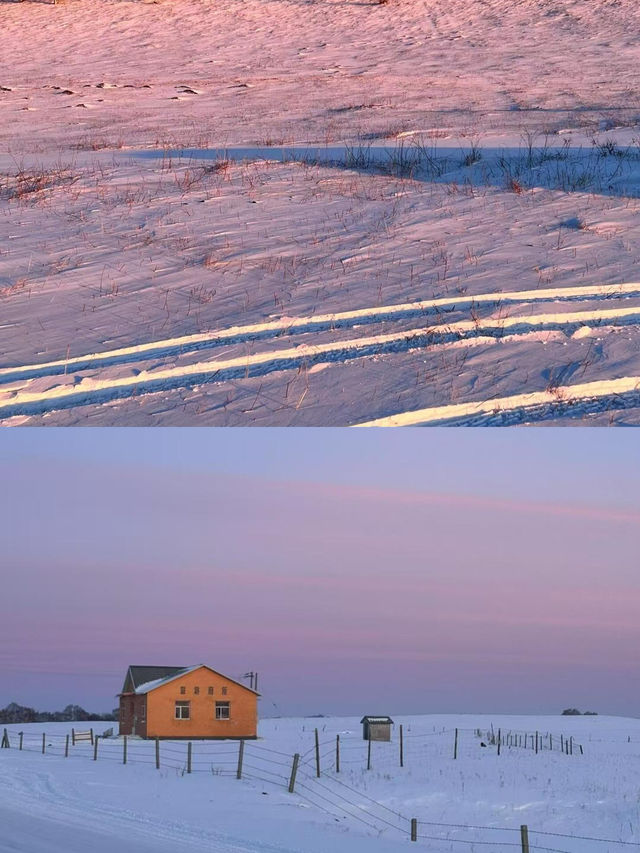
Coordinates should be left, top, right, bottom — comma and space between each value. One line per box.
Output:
288, 753, 300, 793
367, 736, 372, 770
336, 735, 340, 774
315, 728, 320, 778
19, 732, 24, 751
411, 818, 417, 841
72, 728, 75, 747
569, 736, 573, 755
93, 735, 99, 761
520, 824, 530, 853
1, 728, 8, 748
42, 733, 46, 755
90, 728, 94, 746
453, 728, 458, 760
123, 735, 127, 765
497, 729, 501, 756
236, 740, 244, 779
400, 724, 404, 768
155, 737, 160, 769
187, 741, 192, 774
64, 734, 69, 757
579, 744, 583, 755
535, 731, 539, 754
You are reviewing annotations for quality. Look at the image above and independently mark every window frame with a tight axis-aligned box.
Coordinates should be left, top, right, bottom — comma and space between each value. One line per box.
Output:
215, 701, 230, 720
175, 701, 191, 720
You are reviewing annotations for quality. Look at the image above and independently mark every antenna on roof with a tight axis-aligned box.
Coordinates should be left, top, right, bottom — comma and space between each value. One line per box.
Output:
241, 671, 258, 691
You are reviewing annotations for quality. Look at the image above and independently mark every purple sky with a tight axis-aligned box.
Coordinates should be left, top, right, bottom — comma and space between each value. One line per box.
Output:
1, 430, 639, 717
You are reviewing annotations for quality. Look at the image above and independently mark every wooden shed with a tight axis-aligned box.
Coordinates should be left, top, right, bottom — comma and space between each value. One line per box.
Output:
119, 664, 259, 740
361, 715, 394, 741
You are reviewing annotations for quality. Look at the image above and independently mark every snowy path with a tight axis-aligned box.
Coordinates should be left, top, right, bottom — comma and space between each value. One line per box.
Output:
356, 375, 640, 426
0, 748, 411, 853
2, 284, 640, 422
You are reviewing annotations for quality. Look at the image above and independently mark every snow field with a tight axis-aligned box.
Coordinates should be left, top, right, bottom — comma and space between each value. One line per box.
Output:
1, 714, 640, 852
2, 0, 640, 423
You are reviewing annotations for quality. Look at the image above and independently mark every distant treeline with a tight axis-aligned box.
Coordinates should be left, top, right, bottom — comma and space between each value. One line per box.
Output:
561, 708, 598, 716
0, 702, 118, 724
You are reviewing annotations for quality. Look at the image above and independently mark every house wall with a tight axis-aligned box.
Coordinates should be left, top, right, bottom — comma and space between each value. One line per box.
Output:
145, 666, 257, 739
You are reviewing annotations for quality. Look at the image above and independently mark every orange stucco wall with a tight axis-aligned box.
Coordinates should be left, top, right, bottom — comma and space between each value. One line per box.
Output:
145, 666, 257, 739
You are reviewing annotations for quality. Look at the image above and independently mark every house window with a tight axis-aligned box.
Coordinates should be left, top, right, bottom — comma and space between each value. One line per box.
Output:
215, 701, 230, 720
221, 687, 228, 696
175, 701, 190, 720
180, 686, 186, 695
140, 703, 146, 722
194, 686, 200, 695
208, 687, 214, 695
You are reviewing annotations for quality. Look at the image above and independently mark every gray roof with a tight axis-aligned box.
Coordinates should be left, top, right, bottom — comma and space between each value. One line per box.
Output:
361, 716, 394, 724
122, 666, 187, 694
121, 664, 261, 697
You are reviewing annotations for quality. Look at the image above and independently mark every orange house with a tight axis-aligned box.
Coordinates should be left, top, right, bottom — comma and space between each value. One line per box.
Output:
119, 664, 259, 739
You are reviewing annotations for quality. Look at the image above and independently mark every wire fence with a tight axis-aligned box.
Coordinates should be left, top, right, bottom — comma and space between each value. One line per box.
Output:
1, 725, 638, 853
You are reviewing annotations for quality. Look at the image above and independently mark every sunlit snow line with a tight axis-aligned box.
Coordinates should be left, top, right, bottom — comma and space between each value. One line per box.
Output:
1, 282, 640, 384
354, 376, 640, 427
2, 308, 640, 420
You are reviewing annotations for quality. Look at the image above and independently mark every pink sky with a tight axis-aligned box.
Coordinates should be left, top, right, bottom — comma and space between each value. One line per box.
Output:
1, 431, 639, 717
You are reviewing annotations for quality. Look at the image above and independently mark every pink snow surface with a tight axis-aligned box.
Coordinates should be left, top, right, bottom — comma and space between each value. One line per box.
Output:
2, 0, 640, 425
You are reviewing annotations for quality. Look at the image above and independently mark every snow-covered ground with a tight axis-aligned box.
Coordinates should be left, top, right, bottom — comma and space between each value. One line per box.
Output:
1, 714, 640, 852
2, 0, 640, 424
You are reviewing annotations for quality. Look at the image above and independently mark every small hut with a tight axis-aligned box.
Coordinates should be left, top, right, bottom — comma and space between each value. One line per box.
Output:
361, 715, 393, 741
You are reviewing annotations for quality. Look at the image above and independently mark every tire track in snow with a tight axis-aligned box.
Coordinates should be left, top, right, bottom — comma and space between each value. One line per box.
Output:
1, 282, 639, 384
2, 305, 640, 420
354, 377, 640, 427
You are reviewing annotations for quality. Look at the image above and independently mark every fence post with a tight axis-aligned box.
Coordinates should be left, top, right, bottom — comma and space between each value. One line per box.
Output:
453, 728, 458, 760
72, 728, 75, 746
236, 740, 244, 780
535, 731, 538, 754
336, 735, 340, 774
497, 728, 501, 756
411, 818, 417, 842
400, 724, 404, 768
64, 734, 69, 757
123, 735, 127, 765
569, 736, 573, 755
187, 741, 192, 774
1, 728, 8, 748
19, 732, 24, 751
315, 728, 320, 777
520, 824, 530, 853
579, 744, 583, 755
367, 735, 372, 770
42, 733, 46, 755
90, 728, 94, 746
155, 737, 160, 769
93, 736, 99, 761
288, 753, 300, 793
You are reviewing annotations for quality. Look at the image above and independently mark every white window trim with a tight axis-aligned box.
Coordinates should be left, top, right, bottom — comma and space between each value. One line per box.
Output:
175, 701, 190, 720
215, 702, 230, 720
